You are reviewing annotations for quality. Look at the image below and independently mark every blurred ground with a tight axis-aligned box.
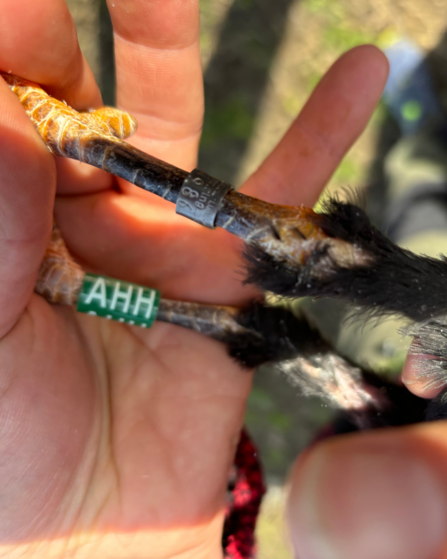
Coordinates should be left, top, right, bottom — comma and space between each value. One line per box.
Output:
199, 0, 447, 189
66, 1, 447, 557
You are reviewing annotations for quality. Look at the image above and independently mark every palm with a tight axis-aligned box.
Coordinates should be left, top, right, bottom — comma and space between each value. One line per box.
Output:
0, 0, 388, 556
3, 294, 250, 554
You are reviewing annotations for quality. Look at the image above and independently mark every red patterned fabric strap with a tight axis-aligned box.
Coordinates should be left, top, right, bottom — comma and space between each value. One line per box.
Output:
223, 429, 266, 559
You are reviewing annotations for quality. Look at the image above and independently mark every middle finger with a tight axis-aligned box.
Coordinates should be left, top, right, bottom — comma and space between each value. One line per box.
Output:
108, 0, 204, 171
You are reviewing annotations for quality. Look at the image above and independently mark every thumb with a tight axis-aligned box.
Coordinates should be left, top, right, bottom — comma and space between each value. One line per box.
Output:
286, 422, 447, 559
0, 77, 55, 337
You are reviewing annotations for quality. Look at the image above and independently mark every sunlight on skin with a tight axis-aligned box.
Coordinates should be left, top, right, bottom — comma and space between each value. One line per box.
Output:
0, 516, 224, 559
0, 0, 398, 557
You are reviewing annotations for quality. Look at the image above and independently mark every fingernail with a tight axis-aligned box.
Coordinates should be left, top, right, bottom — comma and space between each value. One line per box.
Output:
287, 442, 447, 559
401, 375, 416, 386
401, 354, 441, 398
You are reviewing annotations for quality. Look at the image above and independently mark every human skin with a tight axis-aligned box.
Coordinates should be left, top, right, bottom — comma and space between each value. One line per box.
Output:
0, 0, 398, 557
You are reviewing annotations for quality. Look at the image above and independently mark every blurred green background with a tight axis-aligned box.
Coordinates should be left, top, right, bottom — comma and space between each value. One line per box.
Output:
66, 1, 447, 556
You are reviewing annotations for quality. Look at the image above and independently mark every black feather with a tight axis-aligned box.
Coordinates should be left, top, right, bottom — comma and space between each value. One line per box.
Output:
221, 302, 326, 368
219, 301, 430, 429
407, 317, 447, 390
244, 199, 447, 322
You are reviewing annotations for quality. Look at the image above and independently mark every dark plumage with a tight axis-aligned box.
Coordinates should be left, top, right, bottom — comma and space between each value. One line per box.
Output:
7, 75, 438, 436
211, 300, 429, 430
240, 198, 447, 425
225, 303, 326, 367
244, 200, 447, 322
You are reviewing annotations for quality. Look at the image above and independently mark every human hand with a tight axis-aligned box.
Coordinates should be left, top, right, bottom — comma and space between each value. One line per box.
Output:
287, 334, 447, 556
286, 422, 447, 559
0, 0, 387, 557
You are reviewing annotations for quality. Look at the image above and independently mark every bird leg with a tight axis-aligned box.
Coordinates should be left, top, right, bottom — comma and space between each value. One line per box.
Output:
6, 72, 447, 324
34, 224, 429, 429
4, 72, 446, 422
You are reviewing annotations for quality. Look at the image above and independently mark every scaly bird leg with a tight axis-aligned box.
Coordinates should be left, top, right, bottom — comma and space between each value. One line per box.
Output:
38, 225, 421, 430
6, 73, 447, 325
2, 74, 367, 266
6, 73, 447, 413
